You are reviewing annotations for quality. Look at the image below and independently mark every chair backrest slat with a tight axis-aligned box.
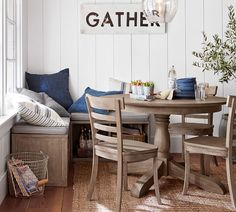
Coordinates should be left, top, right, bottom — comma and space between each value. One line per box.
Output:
91, 112, 116, 122
96, 133, 118, 143
88, 94, 124, 110
185, 114, 208, 119
94, 123, 117, 133
226, 96, 236, 149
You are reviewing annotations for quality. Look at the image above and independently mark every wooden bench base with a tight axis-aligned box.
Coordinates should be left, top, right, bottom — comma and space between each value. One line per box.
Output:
11, 134, 69, 187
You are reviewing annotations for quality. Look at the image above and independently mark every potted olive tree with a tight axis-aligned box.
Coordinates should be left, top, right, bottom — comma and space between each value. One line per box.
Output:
192, 5, 236, 138
193, 5, 236, 83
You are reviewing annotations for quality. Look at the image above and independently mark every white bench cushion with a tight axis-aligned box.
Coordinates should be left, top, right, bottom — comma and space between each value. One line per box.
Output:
12, 117, 70, 135
70, 111, 149, 123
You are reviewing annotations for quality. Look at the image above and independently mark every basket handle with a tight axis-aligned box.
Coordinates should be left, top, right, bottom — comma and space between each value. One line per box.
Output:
39, 151, 49, 160
37, 167, 49, 187
38, 179, 48, 187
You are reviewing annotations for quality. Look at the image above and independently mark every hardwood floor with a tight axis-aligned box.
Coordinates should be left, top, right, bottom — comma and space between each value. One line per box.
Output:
0, 164, 74, 212
0, 154, 220, 212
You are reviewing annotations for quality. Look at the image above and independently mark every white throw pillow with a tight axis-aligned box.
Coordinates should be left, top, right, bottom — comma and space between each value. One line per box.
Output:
18, 99, 67, 127
109, 77, 130, 94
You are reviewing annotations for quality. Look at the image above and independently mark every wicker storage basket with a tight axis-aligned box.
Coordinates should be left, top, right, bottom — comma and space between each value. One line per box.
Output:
7, 151, 49, 197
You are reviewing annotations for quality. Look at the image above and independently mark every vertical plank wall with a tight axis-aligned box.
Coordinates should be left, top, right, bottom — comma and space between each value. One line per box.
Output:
27, 0, 236, 152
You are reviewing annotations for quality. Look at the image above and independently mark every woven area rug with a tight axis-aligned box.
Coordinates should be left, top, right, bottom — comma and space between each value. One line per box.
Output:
72, 159, 235, 211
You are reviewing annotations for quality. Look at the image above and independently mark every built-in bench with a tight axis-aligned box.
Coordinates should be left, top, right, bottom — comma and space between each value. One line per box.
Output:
11, 117, 70, 187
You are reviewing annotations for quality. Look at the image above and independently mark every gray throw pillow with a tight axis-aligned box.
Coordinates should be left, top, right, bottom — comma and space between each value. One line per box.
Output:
43, 93, 70, 117
17, 88, 44, 104
17, 88, 70, 117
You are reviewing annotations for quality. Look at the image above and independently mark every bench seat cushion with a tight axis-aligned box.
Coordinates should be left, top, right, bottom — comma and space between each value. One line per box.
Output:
70, 111, 149, 123
12, 117, 70, 135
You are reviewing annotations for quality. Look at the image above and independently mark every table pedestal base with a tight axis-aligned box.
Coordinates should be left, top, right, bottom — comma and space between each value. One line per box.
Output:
130, 159, 226, 198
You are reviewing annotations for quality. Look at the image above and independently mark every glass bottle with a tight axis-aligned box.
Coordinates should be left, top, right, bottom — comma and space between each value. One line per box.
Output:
87, 129, 93, 149
79, 129, 87, 149
168, 65, 177, 89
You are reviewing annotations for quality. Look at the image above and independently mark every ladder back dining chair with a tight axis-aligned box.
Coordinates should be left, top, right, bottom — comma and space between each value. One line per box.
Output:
183, 95, 236, 208
85, 95, 161, 212
169, 86, 218, 170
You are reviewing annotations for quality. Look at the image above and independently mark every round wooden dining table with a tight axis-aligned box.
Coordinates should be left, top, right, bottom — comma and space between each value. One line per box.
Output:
124, 95, 227, 198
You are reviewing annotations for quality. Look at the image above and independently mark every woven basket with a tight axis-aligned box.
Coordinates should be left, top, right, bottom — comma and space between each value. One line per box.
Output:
7, 151, 49, 197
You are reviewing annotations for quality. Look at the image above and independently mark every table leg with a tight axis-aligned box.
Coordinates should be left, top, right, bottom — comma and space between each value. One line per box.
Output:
154, 114, 171, 161
130, 159, 164, 198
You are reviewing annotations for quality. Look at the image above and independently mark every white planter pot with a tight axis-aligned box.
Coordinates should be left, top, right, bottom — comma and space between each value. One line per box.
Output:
143, 85, 154, 96
143, 86, 151, 96
131, 85, 137, 94
137, 86, 144, 95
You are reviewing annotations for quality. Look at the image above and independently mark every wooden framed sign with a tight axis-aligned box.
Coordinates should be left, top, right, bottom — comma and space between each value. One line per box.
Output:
80, 4, 165, 34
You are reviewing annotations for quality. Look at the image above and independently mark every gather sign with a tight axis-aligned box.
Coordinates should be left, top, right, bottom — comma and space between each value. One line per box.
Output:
80, 4, 165, 34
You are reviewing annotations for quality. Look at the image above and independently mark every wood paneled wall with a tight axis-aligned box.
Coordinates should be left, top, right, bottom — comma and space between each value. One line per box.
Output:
26, 0, 236, 152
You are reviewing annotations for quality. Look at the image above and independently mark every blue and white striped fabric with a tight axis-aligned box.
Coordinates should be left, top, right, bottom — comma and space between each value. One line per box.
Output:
18, 100, 66, 127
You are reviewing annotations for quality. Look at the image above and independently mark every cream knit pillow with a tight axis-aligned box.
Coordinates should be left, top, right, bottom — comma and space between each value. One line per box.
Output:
18, 99, 66, 127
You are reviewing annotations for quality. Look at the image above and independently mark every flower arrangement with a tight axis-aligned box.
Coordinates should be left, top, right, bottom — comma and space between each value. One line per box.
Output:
130, 80, 154, 95
131, 80, 143, 86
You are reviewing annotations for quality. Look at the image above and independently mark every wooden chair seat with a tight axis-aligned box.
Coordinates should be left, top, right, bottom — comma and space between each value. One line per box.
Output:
184, 136, 227, 157
169, 123, 214, 135
95, 139, 158, 162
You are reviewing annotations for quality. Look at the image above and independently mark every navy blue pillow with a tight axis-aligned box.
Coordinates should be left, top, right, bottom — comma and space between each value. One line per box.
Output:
25, 69, 73, 109
68, 87, 123, 113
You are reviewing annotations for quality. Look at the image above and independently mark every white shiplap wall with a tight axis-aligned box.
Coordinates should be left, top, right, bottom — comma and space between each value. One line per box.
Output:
26, 0, 236, 152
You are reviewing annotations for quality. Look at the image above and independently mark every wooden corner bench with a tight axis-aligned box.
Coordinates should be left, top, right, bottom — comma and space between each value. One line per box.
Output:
11, 117, 70, 187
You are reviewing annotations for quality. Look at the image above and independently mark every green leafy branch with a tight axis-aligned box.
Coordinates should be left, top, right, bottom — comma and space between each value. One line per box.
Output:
193, 5, 236, 83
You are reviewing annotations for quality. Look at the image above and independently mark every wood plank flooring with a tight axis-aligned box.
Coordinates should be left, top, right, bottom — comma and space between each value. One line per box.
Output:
0, 154, 215, 212
0, 164, 74, 212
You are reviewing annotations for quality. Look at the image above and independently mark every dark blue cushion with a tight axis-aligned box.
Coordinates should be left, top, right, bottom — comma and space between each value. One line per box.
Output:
68, 87, 123, 114
25, 69, 73, 109
176, 77, 196, 83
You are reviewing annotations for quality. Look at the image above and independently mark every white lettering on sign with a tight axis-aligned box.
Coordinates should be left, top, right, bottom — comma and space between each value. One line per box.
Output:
80, 4, 165, 34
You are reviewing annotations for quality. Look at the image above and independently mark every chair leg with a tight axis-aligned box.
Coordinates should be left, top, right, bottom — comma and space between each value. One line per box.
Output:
213, 156, 218, 166
123, 162, 128, 191
181, 135, 185, 161
116, 160, 123, 212
200, 154, 205, 175
87, 154, 99, 200
226, 157, 236, 208
153, 156, 162, 204
183, 149, 190, 195
204, 155, 211, 176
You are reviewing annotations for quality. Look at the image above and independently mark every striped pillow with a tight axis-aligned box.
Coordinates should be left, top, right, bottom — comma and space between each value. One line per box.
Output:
18, 100, 66, 127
